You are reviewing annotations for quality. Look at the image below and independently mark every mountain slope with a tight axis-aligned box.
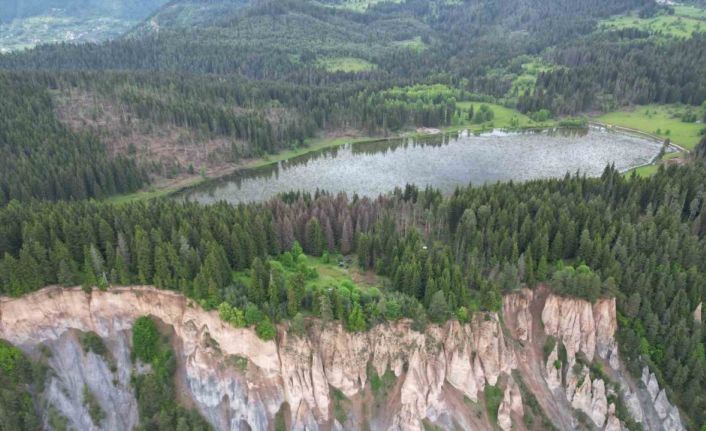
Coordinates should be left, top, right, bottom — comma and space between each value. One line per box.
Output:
0, 0, 168, 52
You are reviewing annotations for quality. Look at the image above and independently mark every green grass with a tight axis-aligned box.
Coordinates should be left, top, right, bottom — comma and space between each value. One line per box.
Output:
600, 12, 706, 38
233, 254, 381, 294
673, 5, 706, 20
508, 60, 557, 97
393, 36, 427, 52
454, 101, 553, 131
320, 0, 403, 12
597, 105, 705, 150
624, 162, 656, 178
317, 56, 377, 73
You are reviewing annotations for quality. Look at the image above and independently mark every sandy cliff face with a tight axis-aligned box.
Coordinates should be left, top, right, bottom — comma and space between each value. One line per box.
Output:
0, 286, 686, 431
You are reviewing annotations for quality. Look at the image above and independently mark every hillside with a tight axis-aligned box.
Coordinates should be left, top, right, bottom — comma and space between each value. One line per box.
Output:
0, 0, 168, 52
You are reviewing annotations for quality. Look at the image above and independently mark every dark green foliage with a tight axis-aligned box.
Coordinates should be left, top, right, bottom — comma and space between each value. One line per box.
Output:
368, 365, 397, 399
0, 73, 146, 205
347, 302, 367, 332
0, 340, 42, 431
255, 319, 277, 341
131, 316, 161, 364
331, 387, 348, 424
228, 355, 248, 372
274, 403, 288, 431
47, 406, 70, 431
484, 384, 503, 424
520, 34, 706, 114
79, 331, 108, 357
543, 336, 557, 362
696, 135, 706, 160
130, 316, 212, 431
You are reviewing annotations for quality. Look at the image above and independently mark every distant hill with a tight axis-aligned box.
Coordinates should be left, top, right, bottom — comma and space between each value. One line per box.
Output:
0, 0, 168, 52
0, 0, 167, 22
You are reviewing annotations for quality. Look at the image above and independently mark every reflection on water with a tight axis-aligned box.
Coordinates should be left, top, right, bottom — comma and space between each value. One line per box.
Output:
183, 127, 662, 205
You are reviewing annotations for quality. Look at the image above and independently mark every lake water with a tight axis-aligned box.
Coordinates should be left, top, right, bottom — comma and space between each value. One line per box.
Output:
183, 127, 663, 204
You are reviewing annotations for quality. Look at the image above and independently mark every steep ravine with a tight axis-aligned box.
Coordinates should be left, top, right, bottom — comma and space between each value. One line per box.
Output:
0, 286, 686, 431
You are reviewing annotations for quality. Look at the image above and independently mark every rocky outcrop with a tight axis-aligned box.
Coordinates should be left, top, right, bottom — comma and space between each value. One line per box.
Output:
641, 367, 685, 431
541, 294, 618, 366
497, 378, 523, 431
0, 286, 516, 431
40, 330, 138, 431
0, 286, 687, 431
502, 289, 533, 343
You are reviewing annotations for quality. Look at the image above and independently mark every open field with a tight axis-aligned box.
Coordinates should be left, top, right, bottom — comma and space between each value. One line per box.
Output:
317, 56, 377, 72
599, 10, 706, 38
393, 36, 427, 52
233, 254, 382, 296
454, 101, 553, 130
597, 105, 705, 150
508, 60, 556, 97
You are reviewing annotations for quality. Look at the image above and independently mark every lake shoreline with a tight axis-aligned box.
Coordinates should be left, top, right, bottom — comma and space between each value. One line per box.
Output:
106, 121, 670, 205
182, 126, 662, 205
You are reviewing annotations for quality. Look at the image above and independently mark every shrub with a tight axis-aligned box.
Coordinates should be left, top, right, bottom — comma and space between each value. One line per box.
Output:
256, 319, 276, 341
131, 316, 160, 363
484, 385, 504, 424
79, 332, 108, 357
543, 335, 557, 361
218, 302, 246, 327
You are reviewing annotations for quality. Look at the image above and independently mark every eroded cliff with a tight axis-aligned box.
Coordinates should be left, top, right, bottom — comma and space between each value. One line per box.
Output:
0, 286, 686, 431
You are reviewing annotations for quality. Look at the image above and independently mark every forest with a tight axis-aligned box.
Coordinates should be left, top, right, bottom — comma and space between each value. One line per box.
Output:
1, 0, 706, 428
1, 159, 706, 426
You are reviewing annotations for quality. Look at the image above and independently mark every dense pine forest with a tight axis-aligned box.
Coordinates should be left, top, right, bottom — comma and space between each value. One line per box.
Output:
1, 0, 706, 429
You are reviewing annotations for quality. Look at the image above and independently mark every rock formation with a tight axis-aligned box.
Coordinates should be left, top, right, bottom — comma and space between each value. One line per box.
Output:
0, 286, 687, 431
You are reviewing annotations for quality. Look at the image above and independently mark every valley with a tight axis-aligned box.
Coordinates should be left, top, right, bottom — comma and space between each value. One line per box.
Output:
0, 0, 706, 430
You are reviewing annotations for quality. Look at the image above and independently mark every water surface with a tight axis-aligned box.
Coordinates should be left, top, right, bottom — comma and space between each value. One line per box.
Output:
184, 127, 662, 204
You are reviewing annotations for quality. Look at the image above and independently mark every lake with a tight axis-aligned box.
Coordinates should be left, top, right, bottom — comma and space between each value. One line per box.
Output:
183, 126, 663, 204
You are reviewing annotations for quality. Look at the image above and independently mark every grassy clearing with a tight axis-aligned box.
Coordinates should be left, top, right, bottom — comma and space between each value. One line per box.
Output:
599, 11, 706, 38
454, 101, 554, 131
320, 0, 402, 12
629, 164, 659, 178
597, 105, 705, 150
508, 60, 556, 97
317, 56, 377, 73
233, 254, 382, 294
673, 5, 706, 20
393, 36, 427, 52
